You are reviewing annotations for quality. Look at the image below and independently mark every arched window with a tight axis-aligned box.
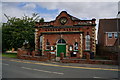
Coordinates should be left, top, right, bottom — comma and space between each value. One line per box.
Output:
74, 42, 78, 50
46, 39, 50, 50
85, 35, 90, 50
57, 39, 66, 44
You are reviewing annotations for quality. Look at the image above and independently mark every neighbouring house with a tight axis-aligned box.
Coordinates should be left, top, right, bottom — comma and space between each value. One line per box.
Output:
98, 18, 120, 60
34, 11, 96, 59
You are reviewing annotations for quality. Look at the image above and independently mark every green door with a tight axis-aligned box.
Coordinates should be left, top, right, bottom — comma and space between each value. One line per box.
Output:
57, 44, 66, 57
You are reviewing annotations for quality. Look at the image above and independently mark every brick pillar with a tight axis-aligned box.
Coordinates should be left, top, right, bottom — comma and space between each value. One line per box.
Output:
66, 45, 69, 57
91, 27, 96, 56
35, 29, 39, 51
47, 52, 51, 60
42, 35, 45, 55
55, 45, 57, 57
79, 33, 83, 58
86, 52, 90, 61
60, 52, 64, 60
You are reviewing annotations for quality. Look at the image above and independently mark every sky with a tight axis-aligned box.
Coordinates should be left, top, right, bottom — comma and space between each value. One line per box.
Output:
1, 1, 120, 40
2, 2, 119, 22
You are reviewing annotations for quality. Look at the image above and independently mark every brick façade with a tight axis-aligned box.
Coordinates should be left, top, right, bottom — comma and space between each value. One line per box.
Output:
35, 11, 96, 58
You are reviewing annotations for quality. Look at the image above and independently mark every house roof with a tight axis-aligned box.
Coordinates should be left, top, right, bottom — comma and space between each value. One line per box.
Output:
99, 18, 120, 32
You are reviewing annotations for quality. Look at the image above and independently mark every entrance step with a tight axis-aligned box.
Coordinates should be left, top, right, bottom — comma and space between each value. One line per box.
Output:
56, 57, 60, 61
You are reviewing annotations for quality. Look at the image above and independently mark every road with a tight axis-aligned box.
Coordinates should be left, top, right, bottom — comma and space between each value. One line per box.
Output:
2, 57, 119, 79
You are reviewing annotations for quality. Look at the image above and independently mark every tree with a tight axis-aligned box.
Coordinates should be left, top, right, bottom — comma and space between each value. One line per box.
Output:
39, 18, 44, 22
2, 13, 44, 51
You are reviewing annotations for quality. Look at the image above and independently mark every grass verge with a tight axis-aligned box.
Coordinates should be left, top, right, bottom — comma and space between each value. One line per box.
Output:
2, 53, 17, 58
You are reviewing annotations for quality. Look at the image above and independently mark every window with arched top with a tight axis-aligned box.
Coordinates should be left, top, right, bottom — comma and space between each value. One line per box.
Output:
85, 35, 90, 50
46, 39, 50, 50
74, 42, 78, 50
57, 39, 66, 44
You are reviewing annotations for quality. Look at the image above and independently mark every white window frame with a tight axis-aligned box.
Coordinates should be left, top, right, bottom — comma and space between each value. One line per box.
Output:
85, 35, 90, 50
114, 33, 118, 38
46, 40, 50, 50
108, 33, 112, 38
74, 42, 78, 50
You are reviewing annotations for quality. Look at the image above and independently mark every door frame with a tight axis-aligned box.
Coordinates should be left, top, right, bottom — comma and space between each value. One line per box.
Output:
56, 43, 66, 57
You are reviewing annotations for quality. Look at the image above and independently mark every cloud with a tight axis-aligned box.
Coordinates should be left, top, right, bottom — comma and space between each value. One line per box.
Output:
2, 2, 35, 22
2, 2, 118, 23
36, 2, 59, 10
34, 2, 118, 27
2, 2, 119, 40
23, 3, 36, 10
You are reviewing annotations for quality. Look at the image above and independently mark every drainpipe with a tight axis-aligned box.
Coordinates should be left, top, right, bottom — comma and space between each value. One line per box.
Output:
117, 13, 119, 52
117, 2, 120, 80
117, 10, 120, 69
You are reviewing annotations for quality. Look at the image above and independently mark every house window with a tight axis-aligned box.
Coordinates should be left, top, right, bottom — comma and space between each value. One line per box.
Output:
74, 42, 78, 50
108, 33, 112, 38
85, 35, 90, 50
114, 33, 118, 38
46, 39, 50, 50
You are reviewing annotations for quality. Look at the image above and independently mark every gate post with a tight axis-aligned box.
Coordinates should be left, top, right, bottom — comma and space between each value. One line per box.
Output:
60, 52, 64, 60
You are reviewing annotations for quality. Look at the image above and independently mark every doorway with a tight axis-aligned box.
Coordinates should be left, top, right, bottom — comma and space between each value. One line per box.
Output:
57, 39, 66, 57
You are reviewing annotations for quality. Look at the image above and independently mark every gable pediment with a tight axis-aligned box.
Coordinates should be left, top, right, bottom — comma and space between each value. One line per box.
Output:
35, 11, 96, 27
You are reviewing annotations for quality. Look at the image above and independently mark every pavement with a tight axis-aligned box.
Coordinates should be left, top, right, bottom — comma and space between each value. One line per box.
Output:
1, 57, 119, 79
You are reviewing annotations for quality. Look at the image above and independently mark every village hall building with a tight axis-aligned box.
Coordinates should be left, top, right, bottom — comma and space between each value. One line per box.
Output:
34, 11, 96, 58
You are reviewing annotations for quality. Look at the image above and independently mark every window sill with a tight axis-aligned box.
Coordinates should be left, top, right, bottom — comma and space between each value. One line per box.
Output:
84, 50, 91, 52
44, 50, 51, 51
73, 50, 79, 51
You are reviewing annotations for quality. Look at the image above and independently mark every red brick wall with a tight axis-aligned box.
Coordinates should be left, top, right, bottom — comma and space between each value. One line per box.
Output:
43, 33, 81, 50
104, 33, 117, 46
53, 12, 74, 26
35, 11, 96, 58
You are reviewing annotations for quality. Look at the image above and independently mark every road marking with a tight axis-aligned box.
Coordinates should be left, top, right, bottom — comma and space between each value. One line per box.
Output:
3, 59, 120, 71
93, 77, 102, 78
21, 67, 64, 75
2, 63, 9, 65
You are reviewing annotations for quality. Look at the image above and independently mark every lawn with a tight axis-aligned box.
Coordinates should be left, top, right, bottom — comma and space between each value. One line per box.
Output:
2, 53, 17, 58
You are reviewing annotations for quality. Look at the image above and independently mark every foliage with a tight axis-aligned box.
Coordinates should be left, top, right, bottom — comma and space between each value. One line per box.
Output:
2, 13, 44, 51
2, 53, 17, 58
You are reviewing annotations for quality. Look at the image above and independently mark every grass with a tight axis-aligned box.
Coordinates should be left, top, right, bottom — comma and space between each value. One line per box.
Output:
2, 53, 17, 58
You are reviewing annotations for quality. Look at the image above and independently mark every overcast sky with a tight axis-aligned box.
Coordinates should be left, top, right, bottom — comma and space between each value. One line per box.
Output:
2, 2, 119, 22
1, 1, 120, 40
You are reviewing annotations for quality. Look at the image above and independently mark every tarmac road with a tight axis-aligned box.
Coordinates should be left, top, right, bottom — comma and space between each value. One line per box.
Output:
2, 57, 119, 79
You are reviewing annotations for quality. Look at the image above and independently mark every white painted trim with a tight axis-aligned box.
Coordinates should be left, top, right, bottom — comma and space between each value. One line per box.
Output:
105, 32, 120, 33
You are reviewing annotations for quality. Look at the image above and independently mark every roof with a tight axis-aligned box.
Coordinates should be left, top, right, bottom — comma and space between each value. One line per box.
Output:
67, 13, 80, 21
56, 11, 80, 21
99, 18, 120, 32
34, 25, 95, 28
35, 11, 96, 27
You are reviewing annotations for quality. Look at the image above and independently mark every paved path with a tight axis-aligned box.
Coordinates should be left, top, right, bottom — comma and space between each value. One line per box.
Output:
2, 57, 119, 79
